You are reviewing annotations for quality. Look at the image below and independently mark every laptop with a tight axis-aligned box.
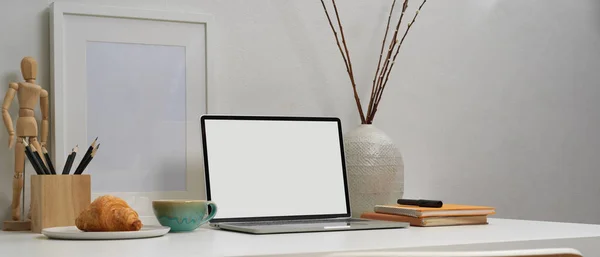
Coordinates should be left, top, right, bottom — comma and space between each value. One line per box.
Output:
200, 115, 409, 234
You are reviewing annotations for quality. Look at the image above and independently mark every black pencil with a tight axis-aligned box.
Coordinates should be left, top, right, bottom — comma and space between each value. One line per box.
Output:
62, 145, 78, 175
25, 150, 44, 175
22, 139, 44, 175
75, 144, 99, 175
63, 145, 79, 175
31, 144, 50, 175
61, 149, 74, 174
42, 147, 56, 174
74, 137, 97, 175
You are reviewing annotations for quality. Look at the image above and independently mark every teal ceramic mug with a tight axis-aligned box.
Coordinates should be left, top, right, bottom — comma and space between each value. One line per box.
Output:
152, 200, 217, 232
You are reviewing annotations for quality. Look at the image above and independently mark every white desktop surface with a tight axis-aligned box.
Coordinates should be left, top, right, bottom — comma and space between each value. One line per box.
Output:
1, 218, 599, 256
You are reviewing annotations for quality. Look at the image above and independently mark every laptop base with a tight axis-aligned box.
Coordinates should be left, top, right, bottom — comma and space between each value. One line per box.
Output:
211, 218, 409, 234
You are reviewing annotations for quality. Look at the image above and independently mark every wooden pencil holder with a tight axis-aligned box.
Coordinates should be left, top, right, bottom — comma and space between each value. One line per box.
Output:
30, 174, 91, 233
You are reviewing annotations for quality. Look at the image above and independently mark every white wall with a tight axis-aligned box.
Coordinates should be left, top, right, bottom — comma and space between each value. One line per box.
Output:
1, 0, 599, 224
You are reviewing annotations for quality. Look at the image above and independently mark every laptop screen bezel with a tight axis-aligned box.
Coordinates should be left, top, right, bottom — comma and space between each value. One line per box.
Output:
200, 115, 352, 223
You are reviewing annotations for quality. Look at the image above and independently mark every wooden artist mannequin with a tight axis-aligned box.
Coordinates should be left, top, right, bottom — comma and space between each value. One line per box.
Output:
2, 57, 49, 229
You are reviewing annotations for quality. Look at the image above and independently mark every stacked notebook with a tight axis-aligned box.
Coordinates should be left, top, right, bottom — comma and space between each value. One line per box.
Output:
361, 204, 496, 227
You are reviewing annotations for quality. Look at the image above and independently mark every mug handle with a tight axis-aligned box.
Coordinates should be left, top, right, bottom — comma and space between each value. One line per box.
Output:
198, 201, 217, 226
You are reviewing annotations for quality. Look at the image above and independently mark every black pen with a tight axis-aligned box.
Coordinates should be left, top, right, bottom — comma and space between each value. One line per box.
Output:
397, 199, 443, 208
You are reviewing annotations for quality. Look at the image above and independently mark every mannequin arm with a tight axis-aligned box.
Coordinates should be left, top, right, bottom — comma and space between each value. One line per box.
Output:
2, 83, 18, 148
40, 89, 49, 147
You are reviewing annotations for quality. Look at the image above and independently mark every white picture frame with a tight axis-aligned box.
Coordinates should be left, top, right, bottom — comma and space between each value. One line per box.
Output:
49, 2, 214, 220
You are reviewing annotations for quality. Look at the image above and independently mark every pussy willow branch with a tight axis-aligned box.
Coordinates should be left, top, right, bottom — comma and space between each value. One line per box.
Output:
366, 0, 397, 121
332, 0, 366, 124
321, 0, 366, 124
369, 0, 428, 123
320, 0, 428, 124
320, 0, 350, 73
375, 0, 427, 105
368, 0, 409, 122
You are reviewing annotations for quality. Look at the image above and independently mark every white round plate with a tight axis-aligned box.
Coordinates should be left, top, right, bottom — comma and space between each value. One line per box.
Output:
42, 225, 171, 240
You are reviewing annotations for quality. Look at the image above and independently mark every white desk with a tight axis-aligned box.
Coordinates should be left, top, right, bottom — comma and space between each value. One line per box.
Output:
0, 218, 599, 256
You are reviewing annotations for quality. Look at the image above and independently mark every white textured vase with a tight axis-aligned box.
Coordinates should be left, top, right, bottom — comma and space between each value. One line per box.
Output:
343, 125, 404, 217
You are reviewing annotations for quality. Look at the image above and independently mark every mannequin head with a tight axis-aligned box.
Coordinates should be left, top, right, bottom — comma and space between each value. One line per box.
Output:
21, 56, 37, 82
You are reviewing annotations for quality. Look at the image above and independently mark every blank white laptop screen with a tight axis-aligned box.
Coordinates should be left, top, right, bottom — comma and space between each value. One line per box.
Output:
202, 117, 349, 220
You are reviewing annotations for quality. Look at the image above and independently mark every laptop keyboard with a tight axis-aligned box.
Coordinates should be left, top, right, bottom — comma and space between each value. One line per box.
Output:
228, 218, 365, 227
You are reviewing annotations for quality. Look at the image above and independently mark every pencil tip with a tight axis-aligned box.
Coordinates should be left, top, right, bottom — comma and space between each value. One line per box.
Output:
91, 144, 101, 156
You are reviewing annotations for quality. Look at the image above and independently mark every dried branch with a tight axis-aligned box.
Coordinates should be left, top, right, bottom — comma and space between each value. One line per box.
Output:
366, 0, 397, 121
320, 0, 428, 124
369, 0, 428, 123
332, 0, 366, 124
368, 0, 409, 122
320, 0, 366, 124
320, 0, 350, 72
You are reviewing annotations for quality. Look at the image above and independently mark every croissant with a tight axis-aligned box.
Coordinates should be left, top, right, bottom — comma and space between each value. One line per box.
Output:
75, 195, 143, 232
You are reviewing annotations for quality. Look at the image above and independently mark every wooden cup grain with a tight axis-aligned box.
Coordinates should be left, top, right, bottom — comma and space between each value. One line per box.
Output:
30, 175, 91, 233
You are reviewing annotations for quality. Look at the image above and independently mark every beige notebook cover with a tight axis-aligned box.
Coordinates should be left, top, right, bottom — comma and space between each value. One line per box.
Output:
361, 212, 488, 227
